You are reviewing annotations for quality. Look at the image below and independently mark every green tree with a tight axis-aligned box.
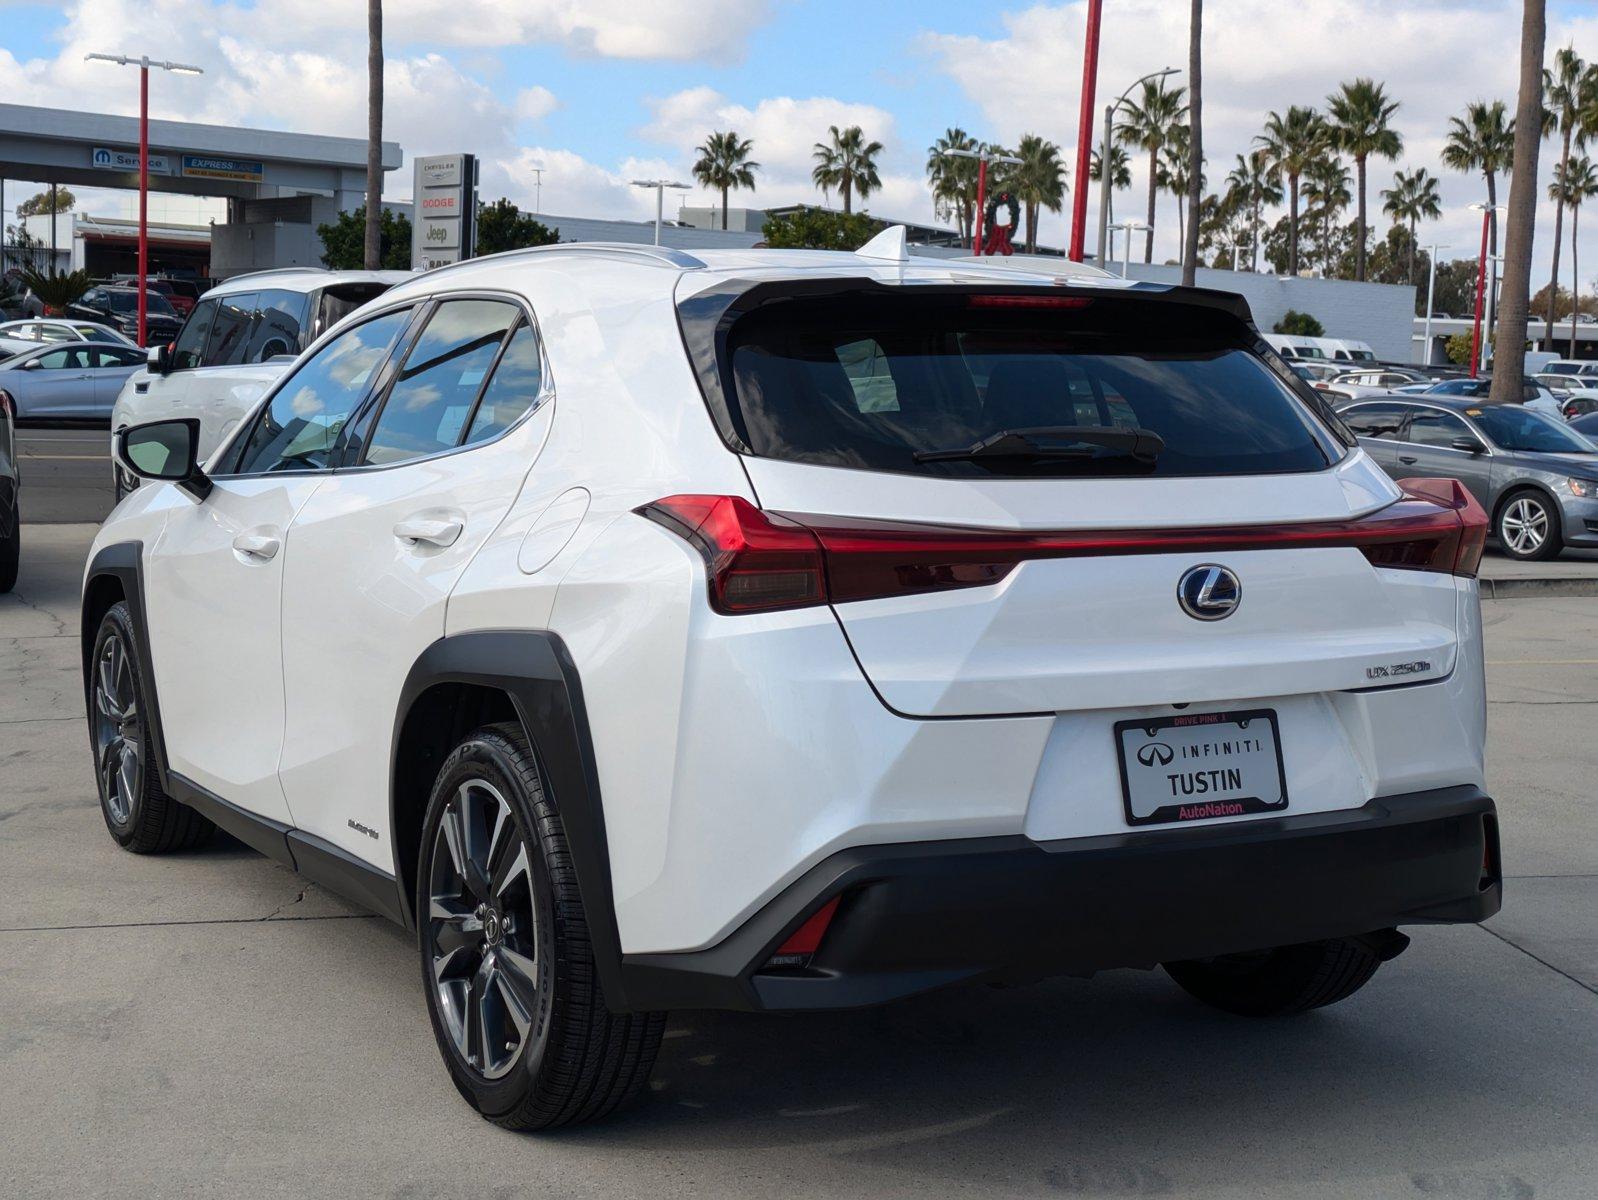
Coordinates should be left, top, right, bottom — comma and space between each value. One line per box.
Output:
927, 127, 980, 242
811, 125, 882, 214
1013, 133, 1066, 254
1540, 45, 1598, 342
1257, 106, 1326, 277
1116, 76, 1188, 262
1325, 78, 1404, 281
1549, 154, 1598, 353
1442, 99, 1516, 260
1445, 331, 1476, 365
1380, 167, 1442, 285
18, 265, 92, 313
761, 207, 881, 250
1273, 309, 1324, 337
15, 188, 75, 217
318, 205, 411, 269
1367, 223, 1432, 288
1224, 149, 1282, 271
474, 198, 558, 255
1429, 257, 1482, 318
692, 130, 760, 231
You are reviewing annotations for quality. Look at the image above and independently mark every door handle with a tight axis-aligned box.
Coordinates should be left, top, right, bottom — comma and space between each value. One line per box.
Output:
1398, 455, 1418, 464
232, 533, 281, 561
394, 516, 463, 548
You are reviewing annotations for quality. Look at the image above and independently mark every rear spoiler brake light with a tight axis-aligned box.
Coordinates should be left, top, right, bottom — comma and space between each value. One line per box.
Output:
637, 478, 1487, 614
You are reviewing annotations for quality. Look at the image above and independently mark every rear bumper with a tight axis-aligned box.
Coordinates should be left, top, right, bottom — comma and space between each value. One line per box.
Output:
617, 785, 1499, 1012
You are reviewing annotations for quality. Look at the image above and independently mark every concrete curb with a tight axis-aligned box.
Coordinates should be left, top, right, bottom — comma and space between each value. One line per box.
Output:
1482, 576, 1598, 599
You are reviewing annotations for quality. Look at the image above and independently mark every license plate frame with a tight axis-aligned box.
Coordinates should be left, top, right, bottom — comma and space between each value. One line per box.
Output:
1114, 708, 1289, 827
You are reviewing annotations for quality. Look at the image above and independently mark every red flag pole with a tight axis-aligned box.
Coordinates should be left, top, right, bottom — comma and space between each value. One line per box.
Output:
1068, 0, 1103, 262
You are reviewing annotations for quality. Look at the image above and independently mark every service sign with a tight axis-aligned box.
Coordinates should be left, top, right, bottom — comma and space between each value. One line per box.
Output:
92, 147, 173, 175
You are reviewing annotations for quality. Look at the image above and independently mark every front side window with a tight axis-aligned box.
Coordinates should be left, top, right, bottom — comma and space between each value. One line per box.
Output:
719, 292, 1338, 478
1342, 404, 1406, 440
171, 299, 219, 370
92, 346, 148, 368
34, 348, 87, 370
232, 307, 411, 475
203, 291, 258, 367
1405, 409, 1471, 447
364, 299, 519, 466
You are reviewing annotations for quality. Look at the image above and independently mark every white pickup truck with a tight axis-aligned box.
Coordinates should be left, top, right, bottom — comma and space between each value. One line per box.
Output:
111, 267, 406, 498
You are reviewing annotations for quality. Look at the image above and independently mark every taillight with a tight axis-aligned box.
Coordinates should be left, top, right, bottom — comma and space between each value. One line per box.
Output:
639, 479, 1489, 614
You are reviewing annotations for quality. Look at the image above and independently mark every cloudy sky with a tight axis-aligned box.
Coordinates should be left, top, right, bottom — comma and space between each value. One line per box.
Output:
4, 0, 1598, 282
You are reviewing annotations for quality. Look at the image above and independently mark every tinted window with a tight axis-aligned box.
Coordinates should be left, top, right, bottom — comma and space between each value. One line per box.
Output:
203, 291, 258, 367
172, 299, 219, 370
721, 293, 1338, 478
365, 300, 517, 465
34, 348, 88, 370
91, 346, 147, 368
1406, 409, 1471, 447
233, 308, 410, 475
1472, 405, 1597, 454
37, 323, 73, 343
244, 289, 309, 362
464, 323, 545, 445
1342, 403, 1406, 440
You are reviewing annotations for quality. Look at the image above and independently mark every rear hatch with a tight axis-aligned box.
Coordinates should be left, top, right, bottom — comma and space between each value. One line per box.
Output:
677, 279, 1481, 719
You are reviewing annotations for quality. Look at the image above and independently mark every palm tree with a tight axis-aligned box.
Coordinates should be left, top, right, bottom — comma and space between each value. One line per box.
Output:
1303, 154, 1351, 275
1550, 156, 1598, 354
1115, 77, 1188, 262
1325, 78, 1403, 281
1489, 0, 1546, 405
364, 0, 383, 270
1540, 47, 1598, 343
1224, 149, 1282, 271
1257, 106, 1326, 276
1182, 0, 1204, 286
1442, 100, 1516, 261
1159, 125, 1197, 252
1379, 167, 1442, 285
811, 125, 883, 215
1089, 144, 1131, 231
1013, 134, 1066, 254
927, 127, 979, 241
692, 131, 759, 231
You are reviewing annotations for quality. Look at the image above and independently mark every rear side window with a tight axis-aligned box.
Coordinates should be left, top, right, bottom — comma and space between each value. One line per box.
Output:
1406, 409, 1470, 446
464, 323, 545, 445
364, 299, 519, 465
1342, 403, 1406, 440
718, 292, 1339, 478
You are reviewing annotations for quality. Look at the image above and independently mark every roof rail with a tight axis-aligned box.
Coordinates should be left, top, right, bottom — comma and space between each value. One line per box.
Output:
418, 241, 706, 280
219, 266, 332, 283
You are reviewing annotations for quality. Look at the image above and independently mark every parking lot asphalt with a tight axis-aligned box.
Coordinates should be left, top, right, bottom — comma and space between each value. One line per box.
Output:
15, 426, 116, 525
2, 524, 1596, 1199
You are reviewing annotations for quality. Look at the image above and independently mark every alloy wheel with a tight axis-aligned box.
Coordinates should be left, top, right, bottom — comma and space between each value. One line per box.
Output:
1500, 497, 1549, 556
92, 631, 143, 825
427, 778, 541, 1081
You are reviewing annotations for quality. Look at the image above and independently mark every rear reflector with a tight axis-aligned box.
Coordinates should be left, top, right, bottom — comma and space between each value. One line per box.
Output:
638, 477, 1488, 613
765, 896, 841, 968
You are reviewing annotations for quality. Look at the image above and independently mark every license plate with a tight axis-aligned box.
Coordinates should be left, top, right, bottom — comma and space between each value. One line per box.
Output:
1115, 708, 1288, 827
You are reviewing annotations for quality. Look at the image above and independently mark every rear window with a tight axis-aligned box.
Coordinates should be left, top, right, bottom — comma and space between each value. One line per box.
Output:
720, 293, 1340, 478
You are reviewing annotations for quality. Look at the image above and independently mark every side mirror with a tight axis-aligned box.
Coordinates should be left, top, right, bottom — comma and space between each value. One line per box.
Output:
117, 418, 211, 500
146, 342, 173, 376
1450, 435, 1486, 455
19, 358, 40, 370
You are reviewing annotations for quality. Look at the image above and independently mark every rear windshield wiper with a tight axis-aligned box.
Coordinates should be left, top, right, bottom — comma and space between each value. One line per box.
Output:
913, 425, 1165, 465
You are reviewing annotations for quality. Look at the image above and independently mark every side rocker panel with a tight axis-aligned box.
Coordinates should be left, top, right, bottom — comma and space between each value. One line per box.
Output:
393, 631, 629, 1009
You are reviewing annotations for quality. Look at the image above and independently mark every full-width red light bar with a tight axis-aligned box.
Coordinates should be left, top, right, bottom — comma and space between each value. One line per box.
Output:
637, 478, 1487, 615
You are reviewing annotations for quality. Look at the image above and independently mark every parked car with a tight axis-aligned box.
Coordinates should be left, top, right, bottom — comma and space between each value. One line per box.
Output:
1568, 411, 1598, 439
1332, 367, 1433, 389
1338, 395, 1598, 559
0, 386, 15, 592
1560, 392, 1598, 420
66, 285, 183, 345
110, 267, 408, 499
0, 341, 149, 422
0, 317, 135, 358
1537, 360, 1598, 378
111, 275, 203, 317
94, 237, 1500, 1128
1, 272, 44, 321
1424, 376, 1565, 419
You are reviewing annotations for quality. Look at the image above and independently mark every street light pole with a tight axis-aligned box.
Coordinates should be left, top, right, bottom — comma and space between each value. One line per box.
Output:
1096, 68, 1177, 268
1422, 243, 1447, 366
85, 53, 203, 348
630, 179, 690, 245
1116, 219, 1150, 277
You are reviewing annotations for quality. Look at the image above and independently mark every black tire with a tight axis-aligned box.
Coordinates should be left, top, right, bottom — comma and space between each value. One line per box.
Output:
1494, 488, 1563, 561
89, 602, 213, 853
1163, 936, 1383, 1017
0, 498, 17, 594
418, 722, 664, 1130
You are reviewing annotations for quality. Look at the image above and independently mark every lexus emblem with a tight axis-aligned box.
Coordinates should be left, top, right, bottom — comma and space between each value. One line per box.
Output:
1136, 742, 1175, 767
1178, 564, 1241, 621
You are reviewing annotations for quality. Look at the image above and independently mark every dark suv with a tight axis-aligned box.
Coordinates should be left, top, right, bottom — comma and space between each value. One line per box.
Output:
67, 286, 183, 344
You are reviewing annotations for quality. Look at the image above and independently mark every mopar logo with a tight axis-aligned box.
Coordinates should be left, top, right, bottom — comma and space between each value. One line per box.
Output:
1136, 742, 1175, 767
1178, 564, 1241, 621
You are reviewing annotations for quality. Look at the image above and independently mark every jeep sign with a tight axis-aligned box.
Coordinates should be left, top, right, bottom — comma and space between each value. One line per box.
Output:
411, 153, 477, 271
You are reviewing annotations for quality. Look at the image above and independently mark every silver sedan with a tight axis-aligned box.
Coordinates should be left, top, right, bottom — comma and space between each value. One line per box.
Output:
0, 341, 149, 422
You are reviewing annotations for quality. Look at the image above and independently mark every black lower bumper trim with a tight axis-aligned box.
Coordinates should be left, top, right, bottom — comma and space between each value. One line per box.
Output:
618, 785, 1499, 1013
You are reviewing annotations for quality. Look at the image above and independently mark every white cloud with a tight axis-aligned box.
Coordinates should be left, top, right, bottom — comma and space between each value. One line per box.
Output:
922, 0, 1598, 271
514, 85, 558, 123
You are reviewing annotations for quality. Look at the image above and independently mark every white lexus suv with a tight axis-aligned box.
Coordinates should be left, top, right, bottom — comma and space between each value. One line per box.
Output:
85, 234, 1500, 1130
